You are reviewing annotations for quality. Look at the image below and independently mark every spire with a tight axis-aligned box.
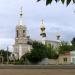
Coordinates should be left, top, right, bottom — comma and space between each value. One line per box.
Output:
19, 7, 23, 25
42, 19, 44, 24
20, 7, 23, 18
40, 19, 45, 29
40, 19, 46, 44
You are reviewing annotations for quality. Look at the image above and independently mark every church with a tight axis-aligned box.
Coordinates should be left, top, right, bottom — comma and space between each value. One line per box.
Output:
12, 8, 60, 60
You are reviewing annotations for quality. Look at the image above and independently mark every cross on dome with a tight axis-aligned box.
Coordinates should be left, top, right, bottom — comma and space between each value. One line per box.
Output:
19, 7, 23, 26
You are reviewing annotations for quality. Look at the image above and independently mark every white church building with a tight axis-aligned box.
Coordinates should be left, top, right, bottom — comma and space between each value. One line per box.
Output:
12, 8, 60, 60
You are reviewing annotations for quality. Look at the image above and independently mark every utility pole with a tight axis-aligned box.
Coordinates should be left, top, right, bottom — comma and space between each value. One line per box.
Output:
7, 46, 9, 64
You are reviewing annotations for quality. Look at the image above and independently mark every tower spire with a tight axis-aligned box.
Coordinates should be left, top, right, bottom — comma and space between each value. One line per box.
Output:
42, 19, 44, 24
19, 7, 23, 25
40, 19, 46, 44
20, 7, 23, 18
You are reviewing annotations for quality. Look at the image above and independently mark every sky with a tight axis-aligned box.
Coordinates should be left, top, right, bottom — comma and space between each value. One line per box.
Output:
0, 0, 75, 51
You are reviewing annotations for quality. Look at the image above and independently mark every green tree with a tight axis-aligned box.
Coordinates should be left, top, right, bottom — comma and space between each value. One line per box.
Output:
20, 53, 31, 64
0, 49, 11, 62
58, 42, 73, 54
21, 41, 59, 64
71, 37, 75, 50
27, 41, 47, 64
46, 44, 58, 59
21, 41, 49, 64
37, 0, 75, 6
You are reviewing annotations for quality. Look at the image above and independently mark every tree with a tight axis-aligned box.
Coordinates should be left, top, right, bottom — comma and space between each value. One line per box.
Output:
26, 41, 47, 64
37, 0, 75, 6
21, 41, 50, 64
0, 49, 11, 62
21, 41, 59, 64
20, 53, 31, 64
58, 42, 73, 54
46, 44, 58, 59
71, 37, 75, 50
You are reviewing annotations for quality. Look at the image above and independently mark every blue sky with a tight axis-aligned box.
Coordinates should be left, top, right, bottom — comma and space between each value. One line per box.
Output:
0, 0, 75, 50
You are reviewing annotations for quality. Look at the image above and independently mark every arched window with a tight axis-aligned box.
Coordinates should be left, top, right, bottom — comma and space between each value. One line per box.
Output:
16, 30, 18, 37
23, 30, 25, 37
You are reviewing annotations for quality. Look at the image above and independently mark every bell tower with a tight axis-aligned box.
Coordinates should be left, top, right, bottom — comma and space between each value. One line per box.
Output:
15, 7, 27, 44
13, 7, 32, 60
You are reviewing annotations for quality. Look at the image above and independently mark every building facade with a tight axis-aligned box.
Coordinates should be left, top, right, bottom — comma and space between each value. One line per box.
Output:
45, 40, 60, 48
70, 51, 75, 64
58, 52, 71, 64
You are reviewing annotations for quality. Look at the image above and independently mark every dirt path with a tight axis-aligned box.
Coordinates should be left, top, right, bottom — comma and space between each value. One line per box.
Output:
0, 69, 75, 75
